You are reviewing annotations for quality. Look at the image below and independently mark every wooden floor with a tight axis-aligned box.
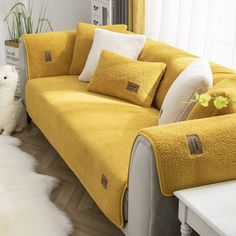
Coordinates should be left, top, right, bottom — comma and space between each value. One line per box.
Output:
15, 126, 125, 236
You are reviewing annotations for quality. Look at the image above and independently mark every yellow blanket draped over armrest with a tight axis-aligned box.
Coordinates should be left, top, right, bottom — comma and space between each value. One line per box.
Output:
139, 113, 236, 196
22, 31, 76, 79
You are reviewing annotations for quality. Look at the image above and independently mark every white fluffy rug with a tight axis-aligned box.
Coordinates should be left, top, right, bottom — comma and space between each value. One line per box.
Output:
0, 136, 73, 236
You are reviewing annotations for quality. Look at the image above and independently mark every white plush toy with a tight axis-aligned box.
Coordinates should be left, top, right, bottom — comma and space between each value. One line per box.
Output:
0, 65, 27, 135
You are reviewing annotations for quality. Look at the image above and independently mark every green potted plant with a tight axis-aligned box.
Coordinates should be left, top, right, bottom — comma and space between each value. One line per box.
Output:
3, 0, 53, 97
4, 0, 53, 42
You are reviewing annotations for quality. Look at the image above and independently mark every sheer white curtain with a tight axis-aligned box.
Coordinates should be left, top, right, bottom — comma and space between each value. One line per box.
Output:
145, 0, 236, 69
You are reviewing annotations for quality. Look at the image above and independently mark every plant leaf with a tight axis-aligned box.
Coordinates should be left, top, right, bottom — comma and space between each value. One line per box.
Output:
5, 0, 53, 40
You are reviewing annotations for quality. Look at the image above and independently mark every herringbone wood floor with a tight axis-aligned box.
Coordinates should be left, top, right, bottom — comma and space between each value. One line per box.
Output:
14, 126, 125, 236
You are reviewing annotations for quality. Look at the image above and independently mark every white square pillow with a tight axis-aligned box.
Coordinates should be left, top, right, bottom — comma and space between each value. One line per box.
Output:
159, 59, 213, 125
79, 29, 146, 82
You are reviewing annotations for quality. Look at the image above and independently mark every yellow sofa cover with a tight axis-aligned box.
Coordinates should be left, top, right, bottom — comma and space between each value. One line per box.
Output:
23, 30, 236, 228
139, 113, 236, 196
25, 76, 159, 227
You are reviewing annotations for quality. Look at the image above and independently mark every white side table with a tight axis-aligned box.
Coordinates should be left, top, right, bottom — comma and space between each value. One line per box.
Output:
174, 180, 236, 236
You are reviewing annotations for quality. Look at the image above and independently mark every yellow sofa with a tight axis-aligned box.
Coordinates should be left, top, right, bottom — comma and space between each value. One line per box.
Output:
20, 29, 236, 236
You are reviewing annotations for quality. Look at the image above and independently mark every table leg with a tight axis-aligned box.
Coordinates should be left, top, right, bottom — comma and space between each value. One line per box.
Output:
181, 222, 192, 236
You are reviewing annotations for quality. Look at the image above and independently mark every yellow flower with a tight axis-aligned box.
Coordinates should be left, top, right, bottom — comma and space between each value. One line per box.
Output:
198, 93, 212, 107
214, 96, 229, 109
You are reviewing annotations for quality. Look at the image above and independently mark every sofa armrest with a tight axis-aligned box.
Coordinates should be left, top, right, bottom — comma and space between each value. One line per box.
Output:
127, 114, 236, 236
21, 31, 76, 79
126, 114, 229, 236
137, 113, 236, 197
127, 136, 180, 236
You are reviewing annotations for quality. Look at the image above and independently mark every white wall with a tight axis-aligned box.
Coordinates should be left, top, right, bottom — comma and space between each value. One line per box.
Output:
0, 0, 91, 66
33, 0, 91, 31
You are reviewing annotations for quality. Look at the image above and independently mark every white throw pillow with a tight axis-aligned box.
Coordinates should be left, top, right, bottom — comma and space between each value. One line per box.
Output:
79, 29, 146, 82
159, 59, 213, 125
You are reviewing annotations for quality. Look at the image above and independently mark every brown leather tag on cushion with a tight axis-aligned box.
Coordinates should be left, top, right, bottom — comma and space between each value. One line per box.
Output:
44, 51, 52, 62
186, 135, 203, 155
126, 82, 140, 93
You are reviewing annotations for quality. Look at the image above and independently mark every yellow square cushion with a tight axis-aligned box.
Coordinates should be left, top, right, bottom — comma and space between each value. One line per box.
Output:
88, 50, 166, 107
69, 23, 128, 75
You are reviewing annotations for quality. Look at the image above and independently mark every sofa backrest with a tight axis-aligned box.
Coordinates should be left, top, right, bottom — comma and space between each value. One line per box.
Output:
22, 31, 76, 80
22, 29, 236, 111
139, 39, 236, 109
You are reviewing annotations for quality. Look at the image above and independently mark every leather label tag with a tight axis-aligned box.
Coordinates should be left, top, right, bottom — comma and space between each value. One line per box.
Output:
127, 82, 139, 93
44, 51, 52, 62
101, 174, 108, 189
186, 135, 203, 155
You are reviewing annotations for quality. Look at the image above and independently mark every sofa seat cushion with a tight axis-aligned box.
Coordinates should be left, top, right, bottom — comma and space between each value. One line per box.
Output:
25, 75, 159, 227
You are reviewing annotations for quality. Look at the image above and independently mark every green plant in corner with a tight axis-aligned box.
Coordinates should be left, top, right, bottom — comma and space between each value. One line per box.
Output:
3, 0, 53, 43
195, 93, 236, 110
